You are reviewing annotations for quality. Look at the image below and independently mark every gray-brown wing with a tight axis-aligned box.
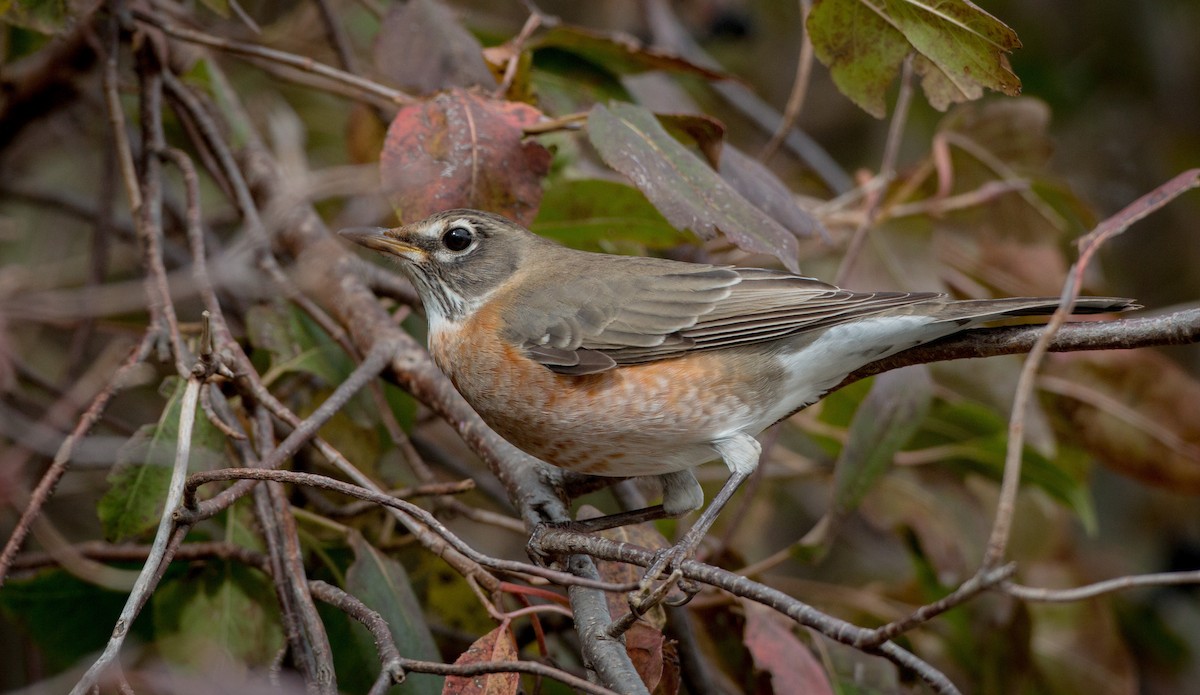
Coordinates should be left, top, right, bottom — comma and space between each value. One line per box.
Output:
507, 261, 944, 374
601, 268, 944, 364
501, 257, 743, 374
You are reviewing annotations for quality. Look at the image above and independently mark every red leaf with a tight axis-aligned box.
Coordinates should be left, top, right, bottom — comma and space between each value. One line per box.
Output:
741, 600, 833, 695
380, 89, 551, 225
442, 625, 519, 695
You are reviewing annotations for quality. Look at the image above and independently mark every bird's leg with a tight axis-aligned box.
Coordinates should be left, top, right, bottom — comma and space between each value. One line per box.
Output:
555, 469, 703, 534
633, 433, 761, 607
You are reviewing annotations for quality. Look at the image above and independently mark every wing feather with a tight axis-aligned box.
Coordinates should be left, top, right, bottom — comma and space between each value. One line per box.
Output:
506, 260, 944, 374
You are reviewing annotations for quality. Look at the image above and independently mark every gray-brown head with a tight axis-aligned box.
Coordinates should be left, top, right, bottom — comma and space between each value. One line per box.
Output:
340, 210, 554, 323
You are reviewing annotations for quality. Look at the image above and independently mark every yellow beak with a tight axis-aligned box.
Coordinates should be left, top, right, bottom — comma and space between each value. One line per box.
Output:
338, 227, 424, 259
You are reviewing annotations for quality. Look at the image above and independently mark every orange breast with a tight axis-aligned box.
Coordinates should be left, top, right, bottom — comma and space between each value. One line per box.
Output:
428, 301, 775, 476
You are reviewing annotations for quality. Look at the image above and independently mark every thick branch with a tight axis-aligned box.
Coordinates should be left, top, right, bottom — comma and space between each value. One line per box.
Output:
842, 310, 1199, 387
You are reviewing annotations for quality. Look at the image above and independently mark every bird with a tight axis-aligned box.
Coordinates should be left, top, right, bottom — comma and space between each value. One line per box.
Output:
341, 209, 1134, 574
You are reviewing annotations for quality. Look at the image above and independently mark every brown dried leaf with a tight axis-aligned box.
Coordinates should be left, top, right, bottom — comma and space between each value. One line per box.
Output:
741, 600, 834, 695
1047, 350, 1200, 493
345, 103, 387, 165
380, 89, 551, 225
372, 0, 494, 96
656, 113, 726, 169
655, 640, 681, 695
442, 625, 519, 695
939, 98, 1054, 171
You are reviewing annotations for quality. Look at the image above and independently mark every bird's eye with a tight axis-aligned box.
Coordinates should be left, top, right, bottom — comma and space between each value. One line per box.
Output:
441, 225, 474, 252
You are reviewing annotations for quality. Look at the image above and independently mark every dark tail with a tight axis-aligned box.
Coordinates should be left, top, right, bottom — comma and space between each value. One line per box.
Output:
935, 296, 1139, 322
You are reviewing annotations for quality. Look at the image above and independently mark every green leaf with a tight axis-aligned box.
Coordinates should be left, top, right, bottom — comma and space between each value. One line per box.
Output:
532, 179, 694, 251
98, 378, 223, 542
0, 0, 71, 34
152, 561, 284, 667
530, 49, 633, 115
0, 569, 155, 675
345, 533, 441, 694
808, 0, 1021, 118
832, 366, 933, 516
247, 303, 352, 386
918, 399, 1097, 530
587, 102, 800, 271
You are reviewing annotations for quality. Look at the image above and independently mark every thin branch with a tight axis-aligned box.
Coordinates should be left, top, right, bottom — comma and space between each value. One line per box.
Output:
495, 11, 543, 97
71, 376, 202, 695
1005, 570, 1200, 602
183, 467, 635, 593
834, 53, 914, 286
133, 48, 192, 376
101, 11, 141, 215
983, 169, 1200, 569
133, 10, 411, 105
311, 579, 620, 695
641, 0, 851, 193
531, 527, 961, 695
183, 339, 395, 517
759, 0, 814, 162
840, 309, 1200, 388
249, 408, 336, 693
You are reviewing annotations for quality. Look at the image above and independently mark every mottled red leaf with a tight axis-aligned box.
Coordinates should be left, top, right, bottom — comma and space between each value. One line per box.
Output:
442, 625, 519, 695
380, 89, 551, 225
588, 102, 800, 272
741, 600, 834, 695
372, 0, 494, 96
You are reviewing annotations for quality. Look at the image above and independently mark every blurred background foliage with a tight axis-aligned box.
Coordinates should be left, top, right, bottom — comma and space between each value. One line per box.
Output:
1, 1, 1198, 694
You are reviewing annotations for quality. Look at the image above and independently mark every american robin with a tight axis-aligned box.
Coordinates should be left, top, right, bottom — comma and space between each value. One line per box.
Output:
342, 210, 1133, 565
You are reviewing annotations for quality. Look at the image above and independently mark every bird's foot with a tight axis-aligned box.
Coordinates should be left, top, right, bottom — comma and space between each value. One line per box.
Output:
629, 543, 702, 613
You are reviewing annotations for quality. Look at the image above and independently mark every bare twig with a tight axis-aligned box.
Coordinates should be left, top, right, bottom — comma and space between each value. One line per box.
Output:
835, 53, 914, 286
841, 309, 1200, 388
134, 48, 192, 376
312, 0, 359, 74
532, 526, 961, 695
983, 168, 1200, 569
1005, 570, 1200, 602
642, 0, 851, 193
311, 579, 619, 695
249, 408, 336, 693
759, 0, 814, 162
183, 467, 634, 593
495, 11, 543, 97
71, 376, 202, 694
101, 12, 141, 216
133, 10, 411, 105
